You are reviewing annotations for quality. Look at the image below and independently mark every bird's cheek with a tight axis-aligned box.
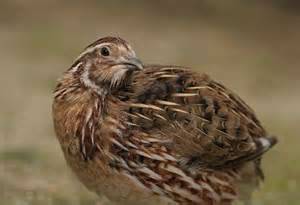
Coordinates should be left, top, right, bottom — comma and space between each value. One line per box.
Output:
110, 68, 129, 88
89, 63, 109, 79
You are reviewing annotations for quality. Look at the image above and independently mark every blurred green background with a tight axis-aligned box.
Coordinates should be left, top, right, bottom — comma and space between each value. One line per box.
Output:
1, 0, 299, 204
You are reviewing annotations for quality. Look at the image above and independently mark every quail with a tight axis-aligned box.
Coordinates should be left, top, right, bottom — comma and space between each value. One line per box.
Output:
52, 36, 277, 205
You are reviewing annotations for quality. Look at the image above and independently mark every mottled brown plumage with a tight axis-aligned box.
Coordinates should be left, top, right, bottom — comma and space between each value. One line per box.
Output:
52, 37, 277, 205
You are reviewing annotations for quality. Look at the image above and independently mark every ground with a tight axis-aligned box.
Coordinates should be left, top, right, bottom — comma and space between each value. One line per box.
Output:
0, 1, 299, 204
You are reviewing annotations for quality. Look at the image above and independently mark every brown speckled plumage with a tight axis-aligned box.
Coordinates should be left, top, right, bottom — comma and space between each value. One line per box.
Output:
52, 37, 277, 205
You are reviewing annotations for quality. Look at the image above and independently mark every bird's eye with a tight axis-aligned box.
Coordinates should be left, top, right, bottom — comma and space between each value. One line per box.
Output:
100, 47, 110, 56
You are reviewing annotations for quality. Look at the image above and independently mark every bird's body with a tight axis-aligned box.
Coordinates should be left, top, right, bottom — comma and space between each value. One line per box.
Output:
52, 37, 277, 205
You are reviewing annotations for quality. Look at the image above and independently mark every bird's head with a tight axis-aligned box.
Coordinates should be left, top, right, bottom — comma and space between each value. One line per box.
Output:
65, 36, 143, 95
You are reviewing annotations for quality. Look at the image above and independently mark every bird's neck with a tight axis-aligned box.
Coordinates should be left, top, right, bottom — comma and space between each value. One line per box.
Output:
53, 84, 111, 158
54, 75, 106, 128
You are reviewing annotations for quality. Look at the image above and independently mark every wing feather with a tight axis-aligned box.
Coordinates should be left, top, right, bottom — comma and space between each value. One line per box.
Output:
122, 65, 277, 169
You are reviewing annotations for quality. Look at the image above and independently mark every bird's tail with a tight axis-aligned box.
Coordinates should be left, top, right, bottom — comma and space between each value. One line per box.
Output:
257, 135, 278, 153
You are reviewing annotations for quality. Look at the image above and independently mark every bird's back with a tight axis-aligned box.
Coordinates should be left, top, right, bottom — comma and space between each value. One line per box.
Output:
122, 65, 276, 166
107, 65, 277, 204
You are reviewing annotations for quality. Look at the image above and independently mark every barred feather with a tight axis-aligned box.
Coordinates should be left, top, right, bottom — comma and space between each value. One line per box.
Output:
52, 37, 277, 205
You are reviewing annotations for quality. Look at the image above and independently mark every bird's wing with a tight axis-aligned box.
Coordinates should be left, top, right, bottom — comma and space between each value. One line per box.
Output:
121, 65, 277, 169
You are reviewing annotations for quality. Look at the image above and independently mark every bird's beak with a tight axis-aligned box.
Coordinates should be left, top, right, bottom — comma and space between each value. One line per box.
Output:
121, 57, 143, 71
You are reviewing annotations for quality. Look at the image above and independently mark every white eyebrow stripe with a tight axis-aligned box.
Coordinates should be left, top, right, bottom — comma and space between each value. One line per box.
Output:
75, 43, 112, 61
